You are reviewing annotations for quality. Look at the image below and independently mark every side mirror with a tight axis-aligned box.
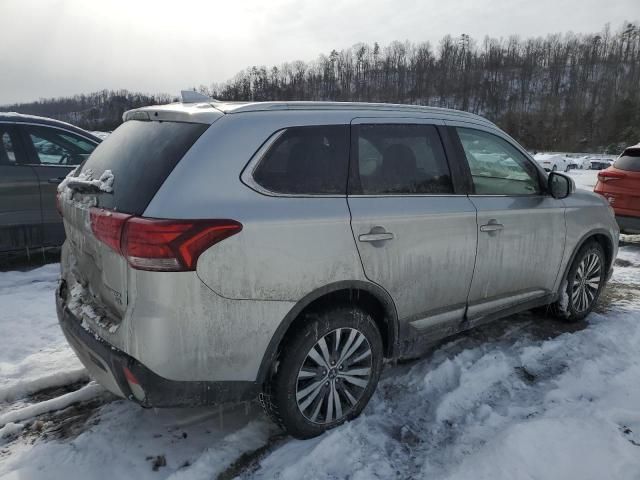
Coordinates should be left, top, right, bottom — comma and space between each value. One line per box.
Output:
548, 172, 575, 199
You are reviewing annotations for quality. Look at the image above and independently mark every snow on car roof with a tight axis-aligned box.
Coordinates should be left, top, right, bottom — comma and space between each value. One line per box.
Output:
0, 112, 101, 142
0, 111, 70, 124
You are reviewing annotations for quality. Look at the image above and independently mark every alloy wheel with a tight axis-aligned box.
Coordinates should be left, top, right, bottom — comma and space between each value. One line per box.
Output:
296, 328, 372, 424
571, 252, 602, 312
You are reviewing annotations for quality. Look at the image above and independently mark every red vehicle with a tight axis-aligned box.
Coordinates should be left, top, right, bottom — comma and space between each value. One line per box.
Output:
594, 144, 640, 234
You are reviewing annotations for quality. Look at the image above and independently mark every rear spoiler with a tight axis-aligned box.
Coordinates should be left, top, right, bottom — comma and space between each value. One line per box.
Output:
122, 93, 224, 124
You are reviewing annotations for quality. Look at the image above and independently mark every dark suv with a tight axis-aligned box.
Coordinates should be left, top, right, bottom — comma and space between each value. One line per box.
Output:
0, 113, 101, 253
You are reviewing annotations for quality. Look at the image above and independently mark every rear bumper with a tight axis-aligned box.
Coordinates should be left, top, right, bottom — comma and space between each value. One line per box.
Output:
616, 215, 640, 234
56, 279, 259, 407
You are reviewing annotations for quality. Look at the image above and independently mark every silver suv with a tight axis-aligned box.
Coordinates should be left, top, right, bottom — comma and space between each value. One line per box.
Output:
56, 100, 618, 438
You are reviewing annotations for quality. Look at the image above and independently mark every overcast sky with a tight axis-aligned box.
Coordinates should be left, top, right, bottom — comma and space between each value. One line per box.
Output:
1, 0, 638, 105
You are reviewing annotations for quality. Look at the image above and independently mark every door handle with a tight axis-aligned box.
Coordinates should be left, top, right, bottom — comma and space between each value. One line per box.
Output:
480, 221, 504, 233
359, 226, 394, 243
48, 176, 67, 184
359, 232, 394, 242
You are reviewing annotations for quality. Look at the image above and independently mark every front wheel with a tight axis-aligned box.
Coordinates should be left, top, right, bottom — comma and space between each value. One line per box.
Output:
262, 305, 383, 439
553, 241, 606, 322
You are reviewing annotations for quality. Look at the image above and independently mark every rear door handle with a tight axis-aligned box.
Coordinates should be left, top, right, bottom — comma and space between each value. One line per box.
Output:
480, 222, 504, 233
359, 232, 394, 242
358, 226, 394, 243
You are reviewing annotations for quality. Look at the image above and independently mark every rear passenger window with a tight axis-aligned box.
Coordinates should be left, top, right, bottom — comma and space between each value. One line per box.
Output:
351, 124, 453, 195
253, 126, 349, 194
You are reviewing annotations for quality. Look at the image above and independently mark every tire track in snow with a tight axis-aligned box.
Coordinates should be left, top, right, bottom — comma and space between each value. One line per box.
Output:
0, 383, 103, 428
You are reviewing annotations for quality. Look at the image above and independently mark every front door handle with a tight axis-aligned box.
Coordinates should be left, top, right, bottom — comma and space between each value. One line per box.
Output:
480, 221, 504, 233
359, 226, 394, 243
48, 176, 67, 184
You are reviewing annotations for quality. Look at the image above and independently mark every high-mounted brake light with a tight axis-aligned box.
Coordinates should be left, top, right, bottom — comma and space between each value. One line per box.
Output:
89, 208, 242, 272
597, 170, 626, 182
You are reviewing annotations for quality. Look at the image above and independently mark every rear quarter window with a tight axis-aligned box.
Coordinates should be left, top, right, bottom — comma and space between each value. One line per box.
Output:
614, 149, 640, 172
252, 125, 349, 195
80, 120, 208, 214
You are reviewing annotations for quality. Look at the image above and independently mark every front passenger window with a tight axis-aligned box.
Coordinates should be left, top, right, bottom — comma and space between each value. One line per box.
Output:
457, 128, 541, 195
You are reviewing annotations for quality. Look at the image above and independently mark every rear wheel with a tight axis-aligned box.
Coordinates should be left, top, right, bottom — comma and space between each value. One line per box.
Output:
553, 241, 606, 322
262, 305, 383, 439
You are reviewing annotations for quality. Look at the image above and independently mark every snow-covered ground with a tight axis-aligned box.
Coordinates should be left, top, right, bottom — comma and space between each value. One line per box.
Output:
1, 184, 639, 479
566, 168, 599, 191
0, 264, 87, 405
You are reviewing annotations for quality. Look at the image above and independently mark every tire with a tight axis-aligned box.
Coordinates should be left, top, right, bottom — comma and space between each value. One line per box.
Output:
552, 241, 606, 322
262, 305, 383, 439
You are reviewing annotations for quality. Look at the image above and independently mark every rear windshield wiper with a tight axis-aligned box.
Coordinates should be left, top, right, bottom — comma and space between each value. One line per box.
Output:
64, 180, 106, 194
59, 169, 114, 195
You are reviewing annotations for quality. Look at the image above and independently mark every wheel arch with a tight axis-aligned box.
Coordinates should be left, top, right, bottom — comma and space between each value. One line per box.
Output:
560, 229, 616, 291
255, 280, 399, 384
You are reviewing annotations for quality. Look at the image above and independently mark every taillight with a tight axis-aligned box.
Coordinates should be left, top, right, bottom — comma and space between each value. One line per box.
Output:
89, 208, 131, 253
122, 217, 242, 272
597, 170, 626, 182
89, 208, 242, 271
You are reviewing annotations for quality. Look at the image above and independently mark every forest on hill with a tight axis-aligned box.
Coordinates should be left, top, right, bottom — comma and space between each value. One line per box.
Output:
2, 91, 174, 132
3, 23, 639, 152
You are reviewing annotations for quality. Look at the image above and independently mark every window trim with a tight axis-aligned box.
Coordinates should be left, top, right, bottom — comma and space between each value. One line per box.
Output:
18, 123, 99, 168
348, 121, 460, 197
240, 125, 350, 198
448, 123, 548, 197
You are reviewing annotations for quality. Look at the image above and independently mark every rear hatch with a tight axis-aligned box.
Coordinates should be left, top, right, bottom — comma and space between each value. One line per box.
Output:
59, 119, 210, 325
595, 147, 640, 215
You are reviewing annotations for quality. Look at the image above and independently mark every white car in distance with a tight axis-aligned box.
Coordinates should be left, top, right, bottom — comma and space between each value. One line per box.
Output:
533, 153, 570, 172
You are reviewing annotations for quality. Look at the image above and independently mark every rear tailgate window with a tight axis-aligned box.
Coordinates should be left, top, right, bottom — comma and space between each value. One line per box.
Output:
79, 120, 209, 214
614, 149, 640, 172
